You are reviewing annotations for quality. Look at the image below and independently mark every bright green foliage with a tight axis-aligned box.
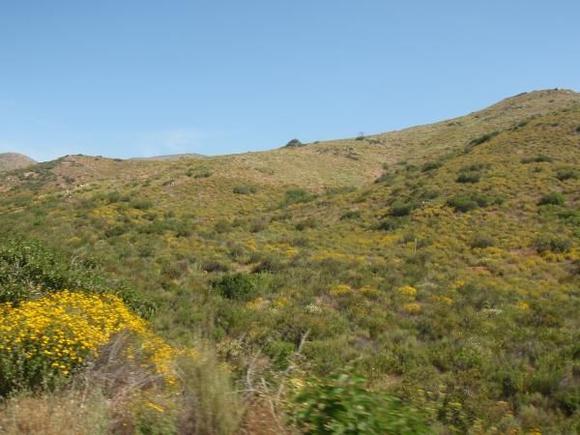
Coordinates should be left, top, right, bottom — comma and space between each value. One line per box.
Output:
212, 273, 259, 301
293, 374, 429, 434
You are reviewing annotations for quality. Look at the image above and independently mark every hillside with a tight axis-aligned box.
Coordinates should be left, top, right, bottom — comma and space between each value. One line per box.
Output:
0, 89, 579, 433
0, 152, 36, 172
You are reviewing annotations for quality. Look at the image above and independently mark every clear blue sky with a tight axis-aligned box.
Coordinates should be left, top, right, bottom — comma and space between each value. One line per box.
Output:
1, 1, 579, 161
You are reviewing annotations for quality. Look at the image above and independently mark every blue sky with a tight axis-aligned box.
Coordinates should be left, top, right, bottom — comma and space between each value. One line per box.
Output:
1, 1, 579, 161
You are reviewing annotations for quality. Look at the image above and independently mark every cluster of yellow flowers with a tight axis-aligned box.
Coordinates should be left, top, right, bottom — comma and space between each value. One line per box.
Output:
397, 285, 418, 299
0, 290, 174, 380
329, 284, 352, 297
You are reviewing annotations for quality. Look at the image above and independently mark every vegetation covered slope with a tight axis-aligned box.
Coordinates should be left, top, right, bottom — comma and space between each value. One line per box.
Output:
0, 89, 579, 433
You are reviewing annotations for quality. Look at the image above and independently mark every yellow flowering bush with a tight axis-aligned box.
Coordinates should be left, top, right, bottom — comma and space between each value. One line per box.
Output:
0, 290, 174, 395
329, 284, 352, 297
397, 285, 418, 299
402, 303, 422, 315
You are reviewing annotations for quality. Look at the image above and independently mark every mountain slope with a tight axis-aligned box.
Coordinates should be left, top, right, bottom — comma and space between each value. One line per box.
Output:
0, 89, 579, 433
0, 152, 36, 172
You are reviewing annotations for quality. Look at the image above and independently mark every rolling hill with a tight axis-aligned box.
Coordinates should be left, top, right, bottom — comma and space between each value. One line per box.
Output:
0, 89, 578, 433
0, 152, 36, 172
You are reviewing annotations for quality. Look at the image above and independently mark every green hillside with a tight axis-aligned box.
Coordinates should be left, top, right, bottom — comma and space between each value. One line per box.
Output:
0, 89, 579, 433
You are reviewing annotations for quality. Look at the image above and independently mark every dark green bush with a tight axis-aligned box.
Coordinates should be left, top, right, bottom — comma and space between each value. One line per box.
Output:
293, 374, 428, 434
295, 217, 318, 231
555, 168, 578, 181
419, 189, 439, 200
467, 131, 499, 147
447, 196, 477, 213
470, 234, 495, 249
456, 172, 481, 183
201, 261, 229, 273
232, 185, 257, 195
460, 163, 490, 172
285, 138, 303, 148
212, 273, 258, 301
283, 189, 315, 206
447, 193, 503, 213
522, 154, 553, 164
130, 199, 153, 210
538, 192, 565, 206
340, 210, 362, 221
421, 161, 442, 172
533, 235, 572, 253
374, 217, 401, 231
390, 200, 415, 217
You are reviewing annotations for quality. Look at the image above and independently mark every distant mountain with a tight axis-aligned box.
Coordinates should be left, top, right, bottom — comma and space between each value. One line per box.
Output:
0, 153, 36, 172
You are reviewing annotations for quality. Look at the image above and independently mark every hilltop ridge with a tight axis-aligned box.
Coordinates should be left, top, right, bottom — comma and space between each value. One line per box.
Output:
0, 152, 36, 172
2, 89, 578, 193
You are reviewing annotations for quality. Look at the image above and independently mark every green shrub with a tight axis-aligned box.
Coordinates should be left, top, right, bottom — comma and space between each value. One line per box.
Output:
214, 219, 232, 234
374, 218, 401, 231
212, 273, 258, 301
249, 218, 268, 233
129, 199, 153, 210
460, 163, 490, 172
104, 225, 128, 238
201, 260, 229, 273
533, 235, 572, 253
446, 196, 477, 213
421, 161, 442, 172
232, 185, 257, 195
557, 209, 580, 225
292, 374, 428, 434
283, 189, 315, 206
295, 217, 318, 231
390, 200, 415, 217
538, 192, 565, 206
193, 169, 212, 179
456, 172, 481, 183
447, 193, 503, 213
340, 210, 362, 221
374, 171, 394, 184
521, 154, 553, 164
419, 189, 439, 200
555, 168, 578, 181
467, 131, 499, 147
285, 138, 304, 148
470, 234, 495, 249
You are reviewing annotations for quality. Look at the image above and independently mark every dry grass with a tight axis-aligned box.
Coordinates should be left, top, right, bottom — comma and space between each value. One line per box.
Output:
0, 389, 109, 435
175, 346, 243, 435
